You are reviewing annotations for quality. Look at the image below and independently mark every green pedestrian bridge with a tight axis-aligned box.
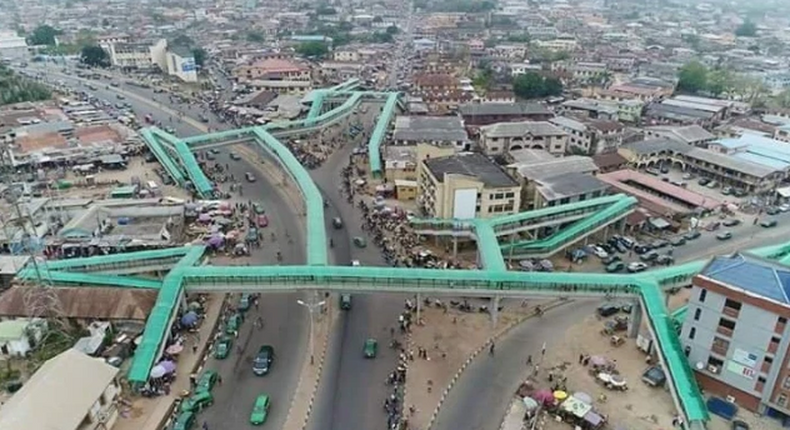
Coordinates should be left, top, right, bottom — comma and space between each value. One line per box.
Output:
19, 80, 790, 430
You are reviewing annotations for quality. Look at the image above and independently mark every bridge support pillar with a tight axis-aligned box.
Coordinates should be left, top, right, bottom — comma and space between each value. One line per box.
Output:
603, 225, 609, 239
416, 292, 422, 322
452, 237, 458, 259
628, 300, 642, 339
491, 296, 500, 327
619, 219, 626, 235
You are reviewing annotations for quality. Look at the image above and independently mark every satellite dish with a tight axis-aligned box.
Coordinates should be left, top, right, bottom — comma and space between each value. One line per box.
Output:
695, 362, 704, 370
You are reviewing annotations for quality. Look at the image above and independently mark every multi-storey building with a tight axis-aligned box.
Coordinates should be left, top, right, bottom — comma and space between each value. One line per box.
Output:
681, 253, 790, 422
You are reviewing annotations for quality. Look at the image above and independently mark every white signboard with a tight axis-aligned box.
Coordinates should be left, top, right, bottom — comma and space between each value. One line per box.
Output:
733, 349, 758, 368
726, 361, 756, 380
452, 188, 477, 220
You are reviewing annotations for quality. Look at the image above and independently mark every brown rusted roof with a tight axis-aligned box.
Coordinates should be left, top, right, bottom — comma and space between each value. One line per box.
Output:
0, 286, 157, 320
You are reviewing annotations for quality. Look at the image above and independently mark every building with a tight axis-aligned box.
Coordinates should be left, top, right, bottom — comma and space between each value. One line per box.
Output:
234, 58, 311, 83
603, 78, 675, 103
0, 319, 44, 357
559, 99, 619, 121
459, 102, 554, 127
549, 116, 626, 155
107, 42, 157, 69
0, 31, 28, 58
480, 121, 568, 156
413, 73, 459, 93
0, 349, 121, 430
418, 152, 521, 219
392, 116, 470, 150
644, 125, 716, 147
681, 253, 790, 420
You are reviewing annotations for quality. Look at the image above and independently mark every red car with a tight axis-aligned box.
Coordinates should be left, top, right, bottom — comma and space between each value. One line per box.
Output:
256, 215, 269, 228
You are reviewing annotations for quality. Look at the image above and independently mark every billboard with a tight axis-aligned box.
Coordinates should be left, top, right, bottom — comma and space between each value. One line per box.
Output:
452, 188, 477, 219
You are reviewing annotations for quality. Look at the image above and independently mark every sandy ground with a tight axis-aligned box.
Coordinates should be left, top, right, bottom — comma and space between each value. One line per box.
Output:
404, 297, 552, 430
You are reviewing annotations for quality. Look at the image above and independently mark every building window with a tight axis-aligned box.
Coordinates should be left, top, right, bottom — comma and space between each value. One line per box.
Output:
707, 356, 724, 371
724, 299, 742, 311
781, 317, 788, 325
779, 393, 788, 407
718, 318, 736, 331
689, 327, 696, 340
699, 289, 707, 303
694, 308, 702, 321
783, 376, 790, 390
684, 345, 691, 357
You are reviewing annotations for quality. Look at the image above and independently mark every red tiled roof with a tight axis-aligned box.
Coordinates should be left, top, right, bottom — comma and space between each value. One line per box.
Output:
598, 169, 721, 213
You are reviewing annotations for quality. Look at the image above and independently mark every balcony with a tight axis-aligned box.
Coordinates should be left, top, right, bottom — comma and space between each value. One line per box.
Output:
711, 343, 729, 357
722, 306, 740, 319
716, 326, 734, 337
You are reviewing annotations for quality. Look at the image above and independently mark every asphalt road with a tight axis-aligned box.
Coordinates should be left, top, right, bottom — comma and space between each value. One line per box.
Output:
307, 103, 407, 430
32, 65, 311, 430
432, 300, 598, 430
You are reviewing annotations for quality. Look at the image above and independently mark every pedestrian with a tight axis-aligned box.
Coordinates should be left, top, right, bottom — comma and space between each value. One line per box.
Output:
489, 342, 495, 356
203, 421, 208, 430
192, 343, 198, 354
527, 355, 532, 365
218, 375, 223, 385
579, 353, 584, 364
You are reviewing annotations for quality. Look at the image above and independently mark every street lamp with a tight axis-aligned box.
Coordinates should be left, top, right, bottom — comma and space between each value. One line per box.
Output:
297, 298, 326, 365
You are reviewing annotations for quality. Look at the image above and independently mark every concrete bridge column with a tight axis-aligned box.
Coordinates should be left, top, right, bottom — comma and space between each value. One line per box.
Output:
619, 219, 626, 235
628, 300, 642, 339
416, 292, 422, 322
665, 291, 671, 308
603, 224, 609, 239
452, 236, 458, 259
491, 295, 500, 327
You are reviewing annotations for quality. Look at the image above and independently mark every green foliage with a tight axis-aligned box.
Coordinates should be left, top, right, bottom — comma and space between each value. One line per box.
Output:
428, 0, 496, 13
774, 90, 790, 109
337, 21, 354, 32
247, 31, 265, 43
676, 61, 708, 94
505, 33, 530, 43
372, 16, 383, 23
296, 41, 329, 58
386, 25, 399, 35
513, 72, 563, 99
316, 5, 336, 15
192, 47, 208, 68
735, 20, 757, 37
80, 45, 110, 67
0, 66, 51, 106
171, 34, 195, 48
28, 25, 62, 46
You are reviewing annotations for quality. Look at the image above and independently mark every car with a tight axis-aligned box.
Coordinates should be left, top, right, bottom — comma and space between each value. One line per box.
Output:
732, 420, 750, 430
363, 338, 378, 358
214, 336, 233, 359
670, 237, 686, 247
180, 391, 214, 413
591, 246, 608, 259
733, 188, 748, 197
195, 370, 218, 394
657, 254, 674, 265
332, 217, 343, 229
640, 251, 659, 262
257, 214, 269, 228
633, 244, 652, 255
717, 231, 733, 240
253, 345, 275, 376
642, 366, 666, 387
116, 94, 125, 100
683, 230, 701, 240
722, 186, 733, 195
351, 260, 361, 267
353, 236, 367, 248
601, 255, 621, 265
660, 165, 670, 174
205, 153, 216, 161
650, 239, 669, 249
722, 219, 741, 227
627, 262, 648, 273
245, 172, 256, 182
340, 294, 352, 310
229, 152, 241, 160
226, 312, 244, 334
682, 173, 694, 180
760, 219, 778, 228
200, 115, 210, 123
707, 180, 719, 188
238, 294, 252, 311
614, 241, 628, 253
597, 304, 620, 317
605, 262, 625, 273
209, 148, 220, 154
172, 411, 196, 430
250, 394, 271, 425
767, 207, 781, 216
251, 203, 265, 214
110, 81, 120, 87
698, 177, 711, 186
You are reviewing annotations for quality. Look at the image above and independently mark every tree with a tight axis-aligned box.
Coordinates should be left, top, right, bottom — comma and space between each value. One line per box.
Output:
676, 61, 708, 94
171, 34, 195, 48
101, 18, 110, 27
80, 45, 110, 67
316, 5, 336, 15
246, 31, 265, 43
386, 25, 399, 35
774, 90, 790, 109
28, 25, 61, 46
706, 68, 733, 96
0, 66, 51, 106
513, 72, 563, 99
296, 41, 329, 58
735, 20, 757, 37
192, 48, 207, 68
372, 16, 383, 23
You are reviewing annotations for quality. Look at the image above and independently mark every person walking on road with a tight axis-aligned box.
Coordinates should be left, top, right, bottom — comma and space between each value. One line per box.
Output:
489, 342, 495, 356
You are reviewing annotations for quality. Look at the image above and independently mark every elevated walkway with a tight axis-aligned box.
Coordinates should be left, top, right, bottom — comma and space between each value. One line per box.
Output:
367, 93, 400, 177
140, 129, 186, 186
501, 196, 637, 258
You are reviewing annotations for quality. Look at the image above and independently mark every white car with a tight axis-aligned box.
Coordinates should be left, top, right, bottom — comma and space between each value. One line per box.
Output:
628, 262, 648, 273
592, 246, 609, 259
780, 204, 790, 213
351, 260, 361, 267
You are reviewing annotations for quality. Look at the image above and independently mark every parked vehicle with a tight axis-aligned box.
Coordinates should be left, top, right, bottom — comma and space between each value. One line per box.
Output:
195, 370, 218, 394
180, 391, 214, 413
716, 231, 733, 240
605, 262, 625, 273
683, 230, 701, 240
340, 294, 352, 310
597, 304, 620, 317
627, 262, 648, 273
722, 219, 741, 227
253, 345, 275, 376
760, 219, 778, 228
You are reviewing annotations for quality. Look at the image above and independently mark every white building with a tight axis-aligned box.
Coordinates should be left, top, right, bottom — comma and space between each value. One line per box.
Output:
0, 349, 121, 430
164, 46, 198, 83
0, 31, 28, 59
0, 319, 45, 357
107, 42, 156, 69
